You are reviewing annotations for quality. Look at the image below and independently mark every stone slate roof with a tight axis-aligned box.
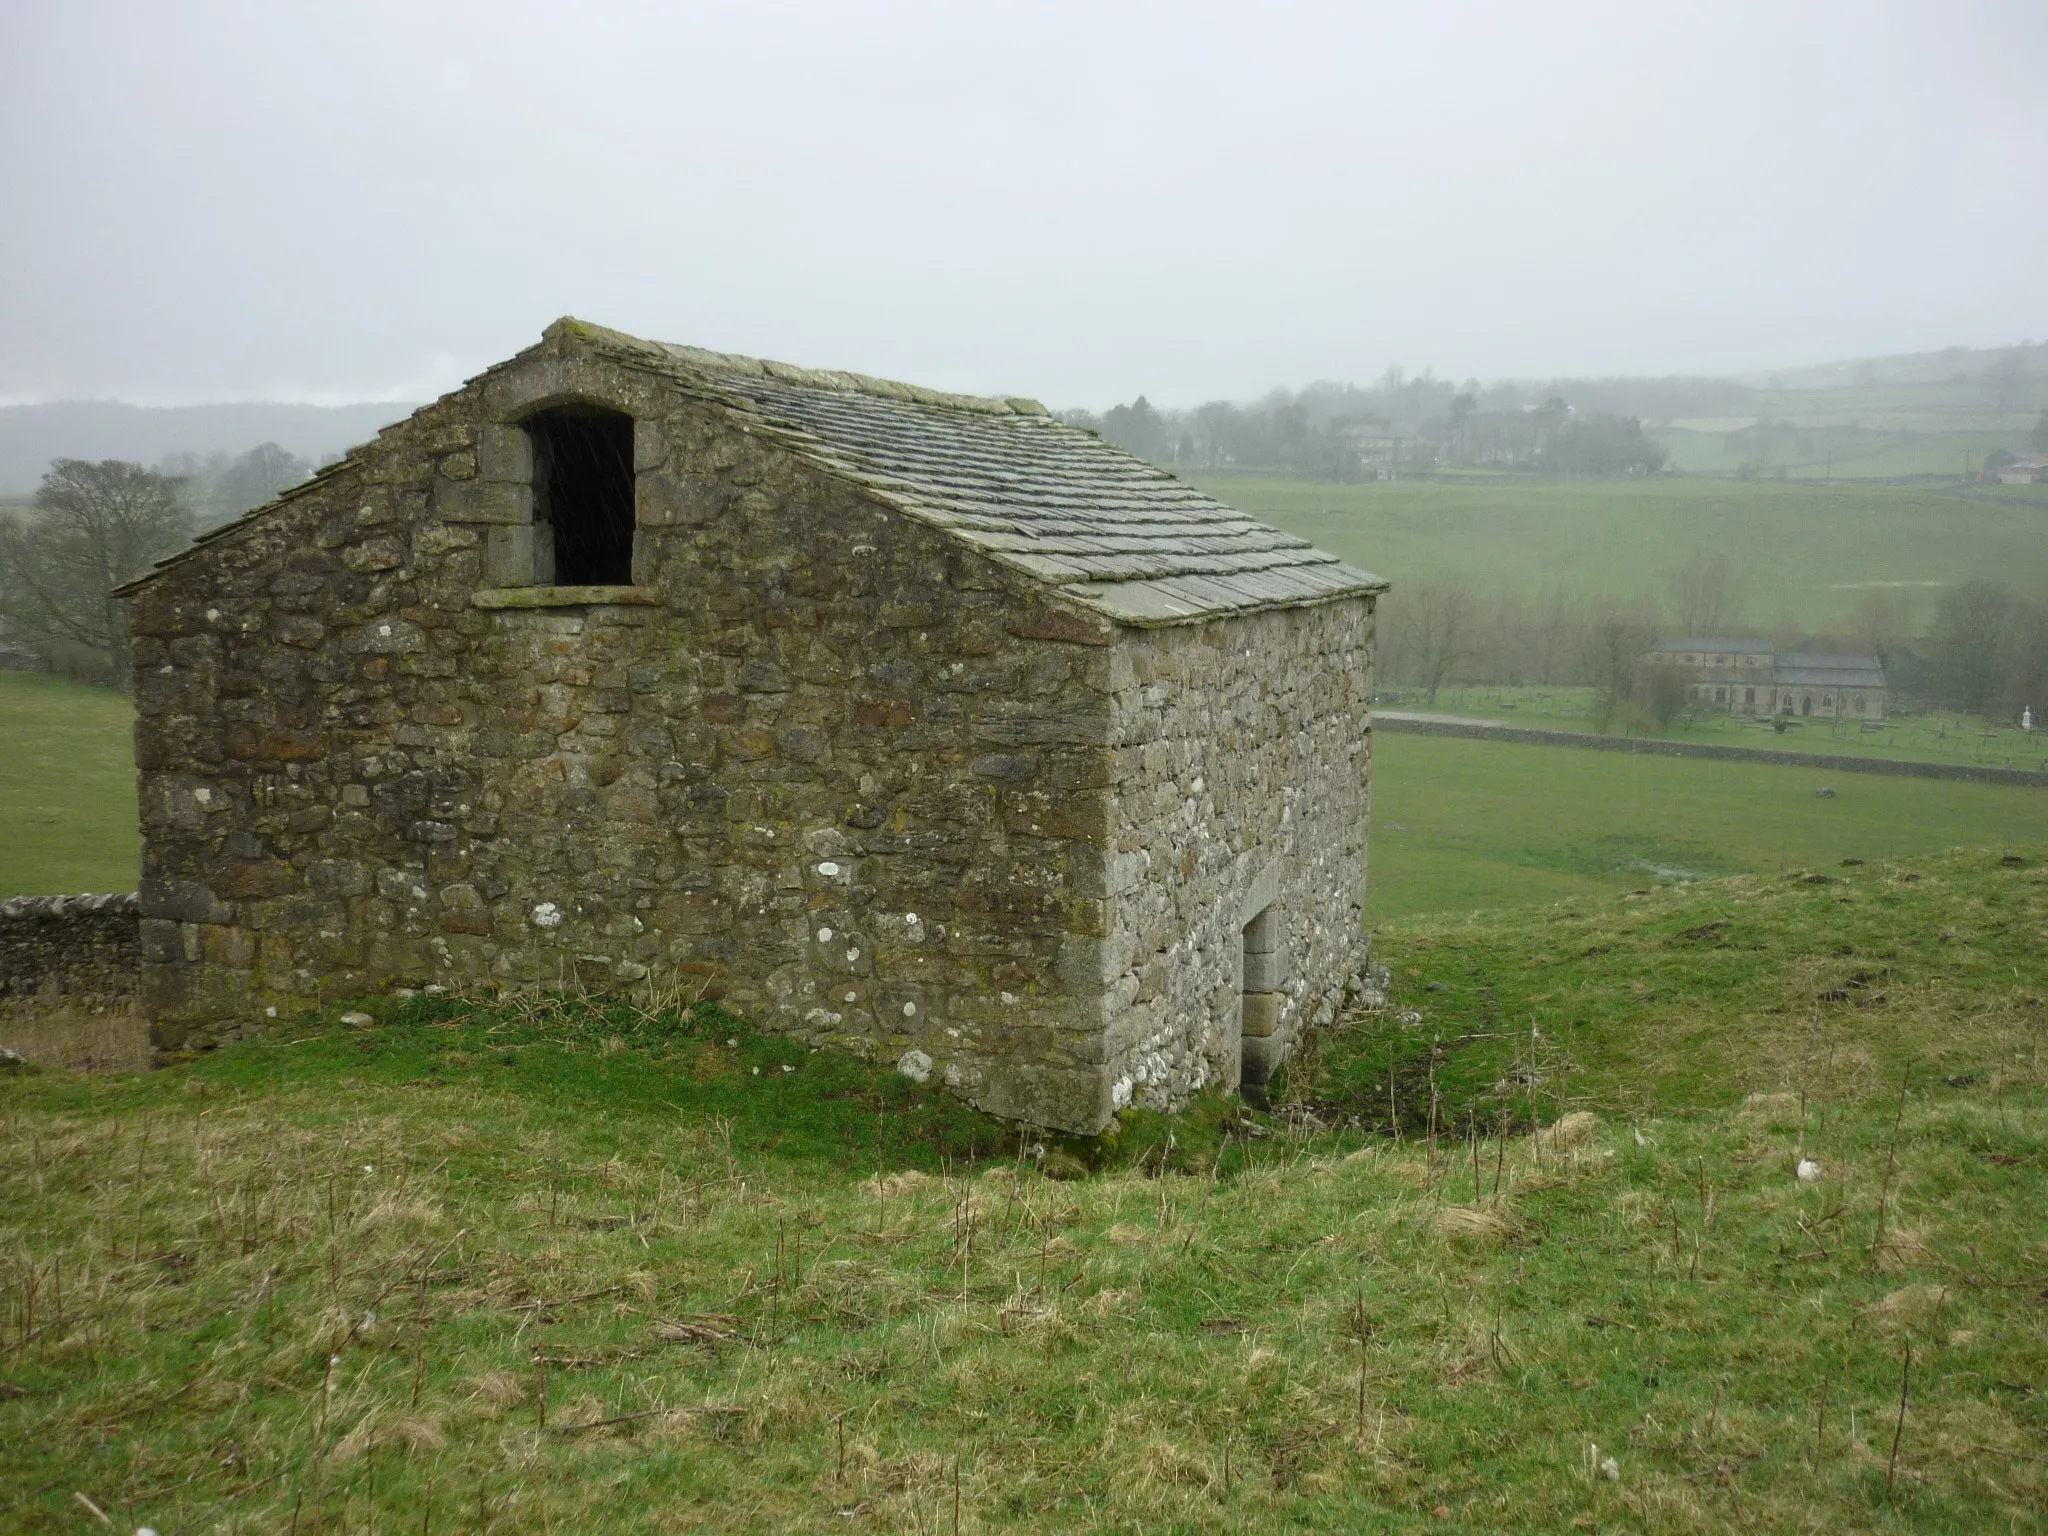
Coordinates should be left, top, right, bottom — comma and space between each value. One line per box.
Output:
1775, 653, 1886, 687
1654, 637, 1774, 655
619, 326, 1385, 626
121, 320, 1387, 625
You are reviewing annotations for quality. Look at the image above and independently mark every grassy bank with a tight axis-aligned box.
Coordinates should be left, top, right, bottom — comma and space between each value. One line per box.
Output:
0, 672, 138, 896
1366, 730, 2046, 918
3, 850, 2044, 1532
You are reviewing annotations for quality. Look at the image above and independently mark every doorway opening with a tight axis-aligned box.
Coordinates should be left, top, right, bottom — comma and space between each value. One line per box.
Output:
1240, 905, 1283, 1103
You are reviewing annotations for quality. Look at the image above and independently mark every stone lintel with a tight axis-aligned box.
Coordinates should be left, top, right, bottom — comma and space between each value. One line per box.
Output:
472, 586, 661, 610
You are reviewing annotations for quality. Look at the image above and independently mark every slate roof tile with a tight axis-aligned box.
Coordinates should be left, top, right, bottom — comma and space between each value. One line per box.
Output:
628, 331, 1383, 623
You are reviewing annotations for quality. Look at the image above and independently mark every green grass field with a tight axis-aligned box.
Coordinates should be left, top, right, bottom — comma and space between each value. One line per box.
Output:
1367, 731, 2048, 919
0, 672, 138, 896
4, 849, 2044, 1532
1193, 474, 2048, 627
1652, 425, 2027, 481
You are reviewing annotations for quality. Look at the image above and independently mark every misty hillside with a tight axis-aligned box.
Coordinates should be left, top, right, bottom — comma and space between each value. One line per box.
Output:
0, 400, 415, 495
1742, 339, 2048, 392
1070, 336, 2048, 484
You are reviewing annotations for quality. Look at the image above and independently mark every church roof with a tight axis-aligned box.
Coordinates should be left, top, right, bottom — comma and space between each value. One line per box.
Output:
1775, 652, 1886, 687
1654, 637, 1774, 654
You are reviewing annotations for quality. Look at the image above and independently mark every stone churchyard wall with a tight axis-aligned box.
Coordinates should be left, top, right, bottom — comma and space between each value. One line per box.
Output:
1099, 599, 1377, 1109
0, 893, 141, 1024
128, 339, 1129, 1131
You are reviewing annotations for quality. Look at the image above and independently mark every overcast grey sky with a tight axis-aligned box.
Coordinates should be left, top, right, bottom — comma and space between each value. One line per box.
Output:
2, 0, 2043, 409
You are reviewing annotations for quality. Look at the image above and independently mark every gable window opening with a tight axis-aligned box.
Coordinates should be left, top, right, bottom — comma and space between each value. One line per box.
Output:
526, 406, 636, 587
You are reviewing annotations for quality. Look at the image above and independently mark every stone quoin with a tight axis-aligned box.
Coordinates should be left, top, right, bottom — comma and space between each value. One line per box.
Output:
117, 319, 1387, 1134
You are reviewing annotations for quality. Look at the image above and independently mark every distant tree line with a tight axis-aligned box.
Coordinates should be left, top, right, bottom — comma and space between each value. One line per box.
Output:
159, 442, 323, 529
1068, 354, 2048, 484
1060, 370, 1737, 480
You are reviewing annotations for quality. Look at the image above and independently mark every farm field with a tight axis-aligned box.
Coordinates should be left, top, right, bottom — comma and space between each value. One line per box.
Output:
1652, 424, 2025, 480
1192, 473, 2048, 626
1365, 730, 2047, 919
0, 672, 139, 897
3, 849, 2044, 1532
1382, 685, 2048, 773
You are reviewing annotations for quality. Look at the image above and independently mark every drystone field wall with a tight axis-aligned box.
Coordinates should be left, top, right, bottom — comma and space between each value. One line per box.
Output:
0, 894, 141, 1024
1101, 598, 1377, 1107
128, 341, 1129, 1130
1375, 713, 2048, 787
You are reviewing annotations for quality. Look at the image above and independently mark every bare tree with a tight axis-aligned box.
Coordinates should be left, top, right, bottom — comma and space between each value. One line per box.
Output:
1193, 401, 1236, 471
1581, 603, 1658, 732
1844, 588, 1911, 661
1984, 355, 2030, 412
2000, 601, 2048, 723
1472, 586, 1529, 685
1531, 585, 1584, 685
0, 459, 190, 687
1642, 661, 1694, 729
1666, 553, 1743, 637
1099, 396, 1168, 462
1398, 579, 1474, 703
1929, 579, 2022, 715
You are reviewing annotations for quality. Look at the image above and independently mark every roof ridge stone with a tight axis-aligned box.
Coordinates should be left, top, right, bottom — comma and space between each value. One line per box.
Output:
547, 317, 1050, 417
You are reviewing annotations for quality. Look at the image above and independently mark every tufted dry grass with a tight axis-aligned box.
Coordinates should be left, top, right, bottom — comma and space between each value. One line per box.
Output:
2, 849, 2046, 1532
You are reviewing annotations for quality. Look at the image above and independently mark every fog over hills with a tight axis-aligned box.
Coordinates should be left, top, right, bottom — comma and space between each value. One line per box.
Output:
0, 400, 414, 496
1740, 340, 2048, 392
1, 338, 2042, 500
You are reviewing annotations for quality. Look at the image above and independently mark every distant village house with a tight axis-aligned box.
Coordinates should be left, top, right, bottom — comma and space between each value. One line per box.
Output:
1988, 455, 2048, 486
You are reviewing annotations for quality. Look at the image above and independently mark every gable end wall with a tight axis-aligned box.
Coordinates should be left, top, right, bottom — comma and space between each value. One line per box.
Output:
1102, 598, 1376, 1109
129, 339, 1123, 1131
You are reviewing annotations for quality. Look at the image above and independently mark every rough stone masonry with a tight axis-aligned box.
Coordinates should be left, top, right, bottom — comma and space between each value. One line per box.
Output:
118, 319, 1386, 1134
0, 894, 141, 1027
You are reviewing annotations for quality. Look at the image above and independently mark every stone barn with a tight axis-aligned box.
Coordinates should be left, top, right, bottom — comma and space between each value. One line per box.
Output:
119, 319, 1385, 1134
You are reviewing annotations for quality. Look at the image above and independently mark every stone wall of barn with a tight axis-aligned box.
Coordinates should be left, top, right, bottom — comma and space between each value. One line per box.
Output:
127, 335, 1124, 1132
1097, 599, 1376, 1110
